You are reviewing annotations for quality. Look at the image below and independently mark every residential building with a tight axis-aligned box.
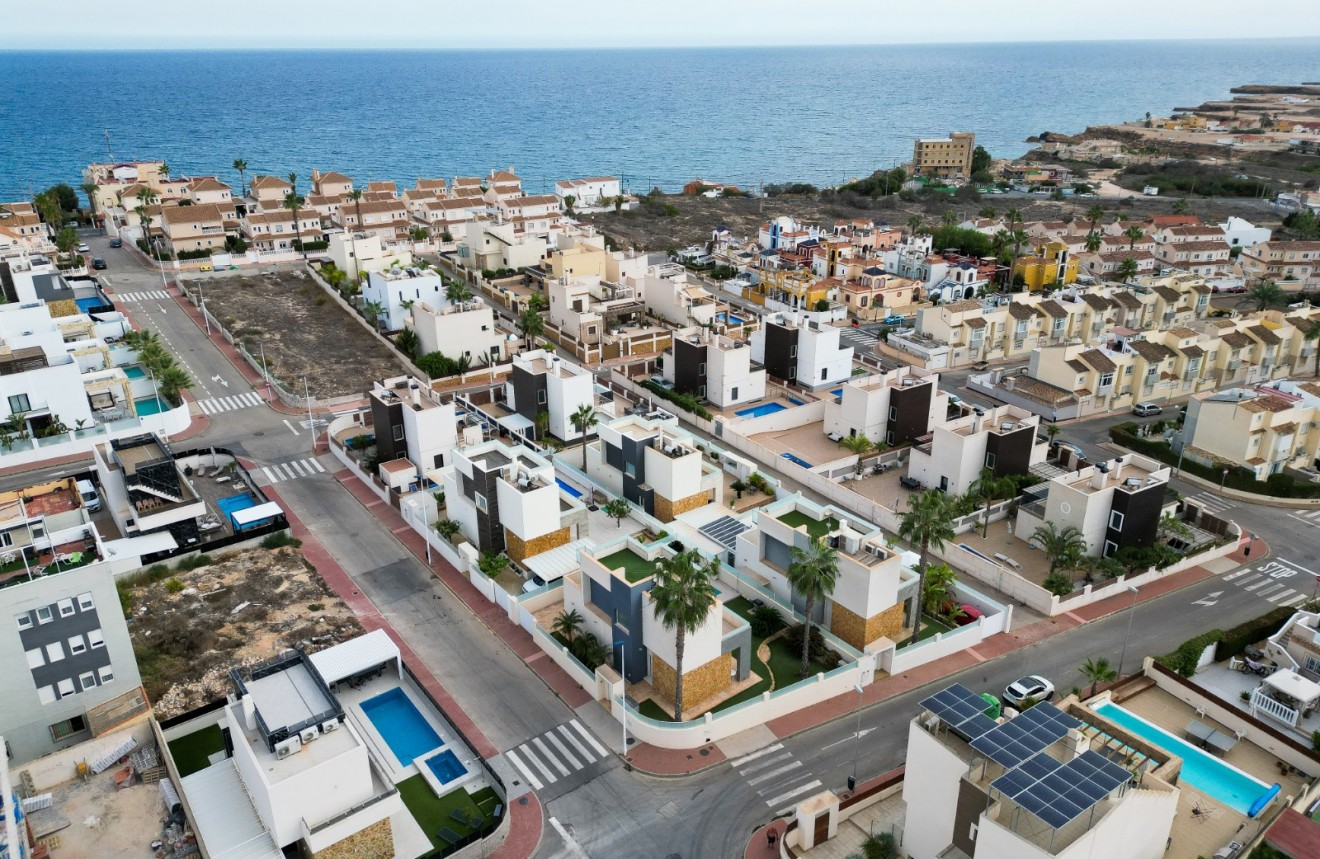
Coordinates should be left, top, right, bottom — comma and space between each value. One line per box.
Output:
554, 177, 621, 209
1012, 240, 1078, 290
902, 684, 1178, 859
823, 366, 950, 448
1266, 608, 1320, 680
735, 496, 919, 650
906, 404, 1045, 495
249, 174, 292, 208
1152, 239, 1232, 276
326, 232, 409, 281
1218, 216, 1272, 249
442, 441, 585, 561
93, 434, 206, 547
494, 195, 562, 239
361, 265, 446, 332
505, 349, 594, 442
185, 176, 234, 207
339, 198, 411, 244
660, 327, 766, 409
1241, 240, 1320, 285
240, 209, 324, 254
834, 261, 924, 319
311, 169, 354, 197
911, 132, 976, 179
749, 312, 854, 390
744, 268, 835, 313
457, 219, 550, 272
414, 198, 476, 238
158, 203, 236, 255
408, 300, 507, 367
630, 263, 729, 328
584, 415, 722, 521
368, 376, 460, 482
1180, 380, 1320, 479
1015, 453, 1173, 557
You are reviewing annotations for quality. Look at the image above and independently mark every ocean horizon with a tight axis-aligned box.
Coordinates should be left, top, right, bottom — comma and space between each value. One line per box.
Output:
3, 39, 1318, 199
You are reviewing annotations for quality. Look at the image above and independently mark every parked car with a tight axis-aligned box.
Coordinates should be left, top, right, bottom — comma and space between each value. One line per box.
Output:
953, 604, 984, 626
1004, 675, 1055, 707
109, 238, 122, 248
521, 574, 548, 594
91, 257, 106, 270
882, 314, 905, 325
77, 243, 90, 253
1132, 402, 1163, 417
899, 475, 924, 490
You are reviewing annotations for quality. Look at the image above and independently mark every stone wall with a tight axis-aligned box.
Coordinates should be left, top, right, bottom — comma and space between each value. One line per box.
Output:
653, 491, 709, 523
650, 652, 733, 712
504, 525, 571, 564
313, 818, 393, 859
829, 600, 904, 651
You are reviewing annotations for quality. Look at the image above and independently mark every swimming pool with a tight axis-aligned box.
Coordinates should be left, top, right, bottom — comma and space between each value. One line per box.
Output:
1093, 701, 1274, 814
424, 749, 466, 785
361, 687, 443, 767
781, 452, 813, 468
735, 402, 787, 419
555, 477, 583, 499
715, 311, 746, 325
787, 397, 806, 406
122, 365, 146, 380
134, 396, 166, 416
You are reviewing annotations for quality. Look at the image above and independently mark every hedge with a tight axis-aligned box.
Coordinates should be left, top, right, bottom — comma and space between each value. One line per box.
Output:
176, 248, 214, 260
640, 380, 713, 420
1156, 629, 1223, 677
1214, 606, 1297, 661
1110, 423, 1320, 499
293, 239, 329, 251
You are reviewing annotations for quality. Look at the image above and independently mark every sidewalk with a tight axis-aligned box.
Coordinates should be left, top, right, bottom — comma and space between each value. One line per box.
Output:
259, 479, 542, 859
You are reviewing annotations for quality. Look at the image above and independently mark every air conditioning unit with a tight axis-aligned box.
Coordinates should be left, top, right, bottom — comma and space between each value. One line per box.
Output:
299, 727, 320, 744
274, 736, 302, 759
321, 719, 339, 734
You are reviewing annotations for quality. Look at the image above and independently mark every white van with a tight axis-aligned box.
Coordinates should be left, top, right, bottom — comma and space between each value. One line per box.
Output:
76, 479, 101, 513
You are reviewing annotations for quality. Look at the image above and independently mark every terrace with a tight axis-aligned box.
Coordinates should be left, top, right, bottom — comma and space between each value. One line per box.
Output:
595, 546, 657, 583
777, 508, 839, 540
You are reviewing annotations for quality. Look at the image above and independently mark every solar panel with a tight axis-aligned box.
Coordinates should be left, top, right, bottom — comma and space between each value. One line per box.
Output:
995, 749, 1134, 829
954, 713, 998, 741
698, 516, 751, 551
971, 703, 1079, 768
920, 684, 992, 733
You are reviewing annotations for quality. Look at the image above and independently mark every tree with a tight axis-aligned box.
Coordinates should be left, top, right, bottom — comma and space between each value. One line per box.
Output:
394, 328, 420, 360
445, 279, 473, 305
861, 832, 899, 859
1123, 225, 1144, 250
518, 304, 544, 350
1079, 656, 1118, 697
898, 491, 957, 642
80, 181, 99, 222
1247, 279, 1285, 312
1115, 256, 1140, 284
156, 365, 193, 406
552, 609, 584, 644
55, 225, 80, 256
970, 145, 993, 177
648, 550, 719, 720
968, 468, 1016, 537
33, 189, 63, 234
906, 214, 923, 236
1284, 209, 1320, 240
613, 195, 624, 213
43, 183, 79, 213
978, 206, 997, 220
837, 433, 875, 476
562, 194, 576, 215
232, 159, 249, 197
603, 498, 630, 527
435, 519, 461, 542
284, 173, 307, 261
1085, 205, 1105, 233
1157, 513, 1192, 542
1084, 231, 1103, 253
362, 300, 385, 327
921, 562, 959, 618
786, 536, 840, 679
534, 409, 550, 438
941, 209, 958, 227
570, 404, 598, 465
1172, 198, 1191, 215
159, 163, 170, 179
1029, 521, 1087, 576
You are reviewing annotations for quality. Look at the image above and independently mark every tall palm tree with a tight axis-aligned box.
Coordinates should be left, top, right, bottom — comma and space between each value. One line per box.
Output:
906, 214, 923, 236
232, 159, 248, 197
978, 206, 997, 221
80, 181, 99, 226
445, 279, 473, 304
941, 209, 958, 228
284, 173, 307, 261
837, 433, 875, 476
1116, 257, 1140, 284
1172, 198, 1191, 216
570, 403, 598, 463
1004, 207, 1023, 230
1079, 656, 1118, 697
1029, 521, 1087, 576
1247, 279, 1285, 312
1123, 225, 1145, 251
898, 490, 957, 642
785, 535, 840, 679
648, 550, 719, 720
1085, 205, 1105, 234
551, 609, 584, 645
519, 304, 544, 350
1084, 231, 1102, 254
968, 468, 1016, 537
159, 163, 170, 179
156, 365, 193, 406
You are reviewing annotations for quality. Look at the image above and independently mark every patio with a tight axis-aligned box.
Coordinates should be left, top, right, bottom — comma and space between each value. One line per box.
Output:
950, 518, 1056, 588
747, 421, 851, 471
1194, 661, 1320, 743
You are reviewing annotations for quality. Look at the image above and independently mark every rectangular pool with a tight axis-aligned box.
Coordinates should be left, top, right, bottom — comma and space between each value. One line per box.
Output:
134, 396, 166, 416
715, 311, 745, 325
361, 687, 443, 767
555, 477, 583, 499
781, 452, 813, 468
122, 365, 146, 380
735, 402, 787, 419
1093, 701, 1272, 814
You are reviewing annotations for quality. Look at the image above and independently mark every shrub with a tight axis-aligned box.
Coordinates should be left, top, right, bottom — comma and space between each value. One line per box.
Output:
308, 603, 325, 613
1042, 572, 1073, 596
783, 622, 840, 669
163, 577, 185, 594
1157, 629, 1223, 677
749, 604, 786, 638
176, 248, 214, 260
261, 532, 301, 550
176, 553, 212, 571
640, 380, 713, 419
1214, 606, 1295, 661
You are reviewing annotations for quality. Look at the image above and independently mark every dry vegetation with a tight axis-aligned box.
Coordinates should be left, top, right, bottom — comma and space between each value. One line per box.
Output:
122, 545, 364, 719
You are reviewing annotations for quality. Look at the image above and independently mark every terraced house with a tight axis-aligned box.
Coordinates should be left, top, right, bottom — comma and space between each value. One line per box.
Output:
1241, 240, 1320, 285
1180, 380, 1320, 478
158, 203, 238, 256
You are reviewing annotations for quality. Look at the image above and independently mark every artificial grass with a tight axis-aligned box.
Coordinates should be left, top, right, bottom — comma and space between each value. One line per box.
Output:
776, 510, 838, 540
596, 548, 656, 583
638, 699, 675, 722
167, 724, 225, 778
899, 614, 954, 648
397, 775, 500, 853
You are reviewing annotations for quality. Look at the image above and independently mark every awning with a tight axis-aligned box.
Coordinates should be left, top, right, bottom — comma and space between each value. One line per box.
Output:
101, 532, 178, 559
308, 629, 400, 685
524, 539, 594, 582
231, 501, 282, 528
1264, 669, 1320, 705
179, 759, 282, 859
496, 413, 535, 435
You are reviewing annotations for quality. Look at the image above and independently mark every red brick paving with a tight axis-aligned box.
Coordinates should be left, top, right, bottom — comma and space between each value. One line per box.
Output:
744, 819, 787, 859
1069, 563, 1218, 622
625, 741, 727, 775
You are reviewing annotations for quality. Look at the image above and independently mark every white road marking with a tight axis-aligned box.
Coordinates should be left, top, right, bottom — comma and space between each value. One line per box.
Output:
764, 780, 823, 809
543, 731, 583, 770
518, 743, 558, 783
282, 419, 300, 435
1267, 589, 1297, 603
729, 742, 785, 769
1222, 569, 1252, 582
569, 719, 609, 757
532, 737, 571, 777
503, 749, 543, 791
308, 458, 326, 473
548, 816, 590, 859
555, 724, 592, 761
738, 751, 793, 775
261, 467, 279, 483
747, 761, 803, 786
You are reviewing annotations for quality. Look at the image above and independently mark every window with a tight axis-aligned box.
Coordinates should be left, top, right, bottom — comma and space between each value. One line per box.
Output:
790, 346, 797, 359
56, 678, 74, 697
1103, 540, 1118, 558
25, 648, 43, 669
392, 424, 404, 442
888, 406, 897, 421
1099, 372, 1115, 388
47, 641, 67, 662
698, 363, 706, 376
537, 390, 547, 405
821, 369, 828, 381
79, 672, 96, 690
98, 665, 114, 684
8, 394, 30, 414
87, 629, 104, 649
49, 715, 86, 741
36, 606, 53, 624
77, 593, 94, 611
475, 493, 488, 513
58, 598, 74, 617
0, 531, 11, 548
37, 686, 56, 706
17, 612, 31, 631
68, 636, 86, 655
1306, 655, 1320, 675
985, 452, 997, 469
1109, 510, 1125, 531
624, 462, 637, 478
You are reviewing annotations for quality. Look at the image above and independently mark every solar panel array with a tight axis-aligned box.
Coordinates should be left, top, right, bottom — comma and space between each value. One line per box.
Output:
971, 702, 1082, 768
990, 749, 1133, 829
919, 683, 995, 739
698, 516, 751, 551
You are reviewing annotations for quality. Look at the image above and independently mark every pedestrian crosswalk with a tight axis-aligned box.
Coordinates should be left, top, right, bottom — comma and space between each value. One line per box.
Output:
1287, 508, 1320, 528
502, 720, 610, 792
841, 328, 880, 351
260, 457, 327, 483
112, 290, 171, 302
1188, 492, 1234, 515
196, 391, 265, 414
1221, 560, 1315, 608
730, 742, 823, 814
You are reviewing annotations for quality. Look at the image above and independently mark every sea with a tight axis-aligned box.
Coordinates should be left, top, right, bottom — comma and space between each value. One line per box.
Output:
2, 39, 1318, 200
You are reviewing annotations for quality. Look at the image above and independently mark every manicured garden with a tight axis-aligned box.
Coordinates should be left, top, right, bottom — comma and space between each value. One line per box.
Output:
595, 548, 656, 583
898, 614, 953, 648
397, 776, 501, 854
776, 510, 838, 539
167, 724, 225, 778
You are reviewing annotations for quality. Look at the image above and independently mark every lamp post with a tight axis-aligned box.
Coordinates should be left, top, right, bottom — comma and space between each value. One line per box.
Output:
1116, 585, 1140, 678
197, 279, 211, 335
303, 374, 315, 454
850, 682, 864, 793
614, 641, 628, 761
1221, 468, 1229, 491
258, 340, 270, 393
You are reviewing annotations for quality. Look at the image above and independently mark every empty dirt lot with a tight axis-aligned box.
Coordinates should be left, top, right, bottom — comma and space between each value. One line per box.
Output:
182, 270, 403, 399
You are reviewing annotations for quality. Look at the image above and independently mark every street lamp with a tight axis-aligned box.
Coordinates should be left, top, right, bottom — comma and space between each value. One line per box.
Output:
1116, 585, 1140, 678
303, 374, 315, 454
197, 279, 211, 335
613, 641, 628, 762
849, 682, 864, 793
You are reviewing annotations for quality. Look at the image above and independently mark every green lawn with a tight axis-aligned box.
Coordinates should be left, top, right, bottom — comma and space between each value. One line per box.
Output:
397, 776, 500, 854
899, 614, 954, 648
776, 510, 838, 539
596, 548, 656, 583
167, 724, 225, 778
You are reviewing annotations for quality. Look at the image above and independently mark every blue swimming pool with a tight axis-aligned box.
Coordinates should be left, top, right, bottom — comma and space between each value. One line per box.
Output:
1093, 701, 1274, 815
134, 396, 166, 416
715, 311, 746, 325
361, 687, 443, 767
555, 478, 583, 499
830, 388, 844, 399
736, 402, 787, 419
123, 365, 146, 379
424, 749, 466, 785
781, 452, 813, 468
787, 397, 806, 406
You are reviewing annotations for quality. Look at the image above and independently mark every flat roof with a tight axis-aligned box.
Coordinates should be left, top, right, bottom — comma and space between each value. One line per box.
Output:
308, 629, 400, 686
247, 662, 334, 733
179, 759, 281, 859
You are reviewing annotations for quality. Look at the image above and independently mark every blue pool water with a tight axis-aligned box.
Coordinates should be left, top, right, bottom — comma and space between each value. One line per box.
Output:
555, 477, 583, 499
134, 396, 165, 416
424, 749, 466, 785
736, 402, 787, 419
216, 493, 259, 528
830, 388, 844, 398
787, 397, 806, 406
715, 311, 746, 325
361, 687, 443, 767
1093, 701, 1273, 814
123, 366, 146, 380
75, 297, 105, 312
781, 452, 813, 468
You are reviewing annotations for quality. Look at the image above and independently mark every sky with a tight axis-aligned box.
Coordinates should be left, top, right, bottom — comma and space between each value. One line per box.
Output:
4, 0, 1320, 49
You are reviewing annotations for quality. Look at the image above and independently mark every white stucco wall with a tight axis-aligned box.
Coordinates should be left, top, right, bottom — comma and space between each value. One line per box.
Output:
901, 721, 970, 859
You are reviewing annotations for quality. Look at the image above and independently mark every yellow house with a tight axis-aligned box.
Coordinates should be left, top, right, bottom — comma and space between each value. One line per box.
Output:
1012, 240, 1078, 290
748, 269, 832, 310
548, 243, 607, 280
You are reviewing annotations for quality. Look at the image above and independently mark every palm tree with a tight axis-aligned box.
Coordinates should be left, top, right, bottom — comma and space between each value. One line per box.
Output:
1157, 513, 1192, 543
968, 468, 1016, 537
1247, 279, 1285, 312
906, 214, 923, 236
445, 279, 473, 304
519, 304, 544, 350
284, 173, 307, 261
898, 491, 957, 642
786, 535, 841, 679
1303, 321, 1320, 377
232, 159, 248, 197
978, 206, 997, 220
159, 163, 170, 179
1116, 257, 1140, 284
1029, 521, 1087, 576
551, 609, 584, 645
1004, 207, 1023, 232
156, 366, 193, 406
362, 300, 385, 327
1084, 231, 1103, 253
837, 434, 874, 476
941, 209, 958, 228
1172, 198, 1191, 216
570, 403, 598, 464
1079, 656, 1118, 697
648, 550, 719, 720
79, 181, 99, 226
1085, 205, 1105, 233
1123, 225, 1144, 251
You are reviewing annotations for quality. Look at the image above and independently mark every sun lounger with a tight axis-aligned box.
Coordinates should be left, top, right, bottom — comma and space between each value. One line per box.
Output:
449, 808, 471, 826
436, 827, 463, 846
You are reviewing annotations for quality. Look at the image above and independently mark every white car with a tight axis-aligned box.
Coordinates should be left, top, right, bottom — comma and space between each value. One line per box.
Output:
1004, 675, 1055, 707
77, 243, 90, 253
